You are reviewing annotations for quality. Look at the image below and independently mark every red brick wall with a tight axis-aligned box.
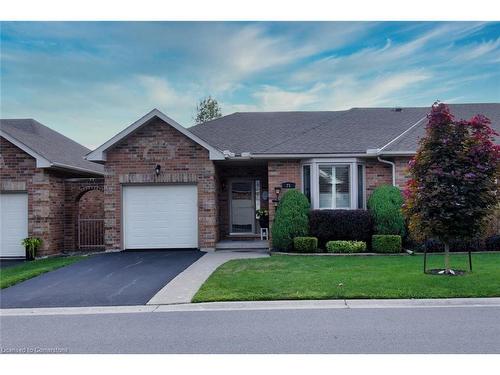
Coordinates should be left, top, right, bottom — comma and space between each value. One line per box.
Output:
103, 118, 218, 250
216, 163, 268, 238
365, 156, 412, 198
394, 157, 412, 189
365, 159, 392, 198
78, 189, 104, 218
267, 160, 301, 226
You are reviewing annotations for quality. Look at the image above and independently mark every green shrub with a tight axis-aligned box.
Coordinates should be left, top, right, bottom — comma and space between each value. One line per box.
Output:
272, 189, 310, 251
367, 185, 405, 236
372, 235, 402, 253
326, 240, 367, 253
293, 237, 318, 253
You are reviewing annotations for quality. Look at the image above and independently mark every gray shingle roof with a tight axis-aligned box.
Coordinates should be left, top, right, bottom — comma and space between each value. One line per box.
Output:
383, 103, 500, 152
189, 103, 500, 155
1, 119, 104, 175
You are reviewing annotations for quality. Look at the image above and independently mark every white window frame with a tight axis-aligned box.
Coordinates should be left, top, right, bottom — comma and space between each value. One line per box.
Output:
300, 158, 366, 210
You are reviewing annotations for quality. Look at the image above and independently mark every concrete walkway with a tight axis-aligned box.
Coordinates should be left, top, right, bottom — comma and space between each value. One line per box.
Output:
147, 251, 269, 305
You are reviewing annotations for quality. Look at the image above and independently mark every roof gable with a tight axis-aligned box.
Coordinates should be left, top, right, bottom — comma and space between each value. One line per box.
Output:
0, 119, 104, 175
86, 109, 225, 162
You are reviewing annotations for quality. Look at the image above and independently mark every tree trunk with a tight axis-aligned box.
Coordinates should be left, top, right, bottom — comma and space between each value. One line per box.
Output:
444, 241, 450, 274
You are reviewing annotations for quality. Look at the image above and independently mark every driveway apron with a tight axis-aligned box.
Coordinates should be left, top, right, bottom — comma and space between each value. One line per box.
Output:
0, 250, 204, 308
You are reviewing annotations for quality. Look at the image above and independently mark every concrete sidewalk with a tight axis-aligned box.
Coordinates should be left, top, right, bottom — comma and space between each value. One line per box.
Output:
1, 297, 499, 316
147, 251, 269, 305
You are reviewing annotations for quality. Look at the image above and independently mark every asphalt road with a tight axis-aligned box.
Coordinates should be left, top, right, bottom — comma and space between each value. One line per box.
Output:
0, 250, 203, 308
1, 306, 499, 353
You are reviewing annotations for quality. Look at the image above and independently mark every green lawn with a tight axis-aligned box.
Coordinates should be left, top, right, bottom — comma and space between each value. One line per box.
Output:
193, 253, 500, 302
1, 256, 86, 289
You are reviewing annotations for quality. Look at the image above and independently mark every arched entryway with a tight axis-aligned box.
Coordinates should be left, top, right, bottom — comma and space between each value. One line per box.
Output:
76, 188, 105, 250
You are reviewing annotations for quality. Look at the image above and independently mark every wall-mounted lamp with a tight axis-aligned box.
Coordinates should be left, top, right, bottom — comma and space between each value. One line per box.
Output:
154, 164, 161, 176
272, 186, 282, 207
274, 186, 282, 198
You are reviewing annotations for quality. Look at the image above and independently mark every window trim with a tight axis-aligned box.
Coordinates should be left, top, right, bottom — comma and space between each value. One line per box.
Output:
301, 164, 312, 203
300, 158, 365, 210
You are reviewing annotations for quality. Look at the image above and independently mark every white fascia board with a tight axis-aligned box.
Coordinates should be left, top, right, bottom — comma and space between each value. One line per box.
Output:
0, 129, 52, 168
86, 109, 225, 162
378, 151, 416, 156
51, 162, 105, 176
247, 153, 369, 159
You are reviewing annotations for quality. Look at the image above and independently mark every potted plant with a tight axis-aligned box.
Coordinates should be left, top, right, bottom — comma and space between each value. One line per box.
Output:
256, 208, 269, 229
21, 237, 42, 261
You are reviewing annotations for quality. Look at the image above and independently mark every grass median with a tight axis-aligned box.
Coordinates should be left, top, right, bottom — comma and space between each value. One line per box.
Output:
193, 253, 500, 302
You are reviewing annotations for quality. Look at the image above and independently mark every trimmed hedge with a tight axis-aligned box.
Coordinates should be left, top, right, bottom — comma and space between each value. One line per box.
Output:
293, 237, 318, 253
310, 209, 373, 248
367, 185, 405, 236
326, 240, 367, 253
271, 190, 310, 251
372, 235, 402, 253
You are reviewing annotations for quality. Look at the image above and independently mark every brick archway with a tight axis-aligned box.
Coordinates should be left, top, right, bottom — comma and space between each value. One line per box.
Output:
64, 178, 105, 251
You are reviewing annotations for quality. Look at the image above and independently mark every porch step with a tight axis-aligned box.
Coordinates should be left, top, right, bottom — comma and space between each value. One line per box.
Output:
215, 240, 270, 252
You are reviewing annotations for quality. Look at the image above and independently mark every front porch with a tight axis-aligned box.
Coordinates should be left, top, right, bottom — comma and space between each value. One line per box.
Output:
213, 159, 302, 251
215, 160, 269, 241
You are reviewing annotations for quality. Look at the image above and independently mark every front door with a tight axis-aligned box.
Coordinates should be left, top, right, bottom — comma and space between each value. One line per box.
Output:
230, 180, 255, 234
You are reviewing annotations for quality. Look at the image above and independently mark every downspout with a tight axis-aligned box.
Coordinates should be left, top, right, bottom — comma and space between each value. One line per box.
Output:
377, 156, 396, 187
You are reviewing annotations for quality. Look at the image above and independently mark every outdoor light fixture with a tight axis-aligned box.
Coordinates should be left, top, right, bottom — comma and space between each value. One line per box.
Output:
272, 186, 282, 208
154, 164, 161, 176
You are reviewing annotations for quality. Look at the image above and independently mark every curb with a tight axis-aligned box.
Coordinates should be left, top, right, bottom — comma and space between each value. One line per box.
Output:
2, 297, 499, 317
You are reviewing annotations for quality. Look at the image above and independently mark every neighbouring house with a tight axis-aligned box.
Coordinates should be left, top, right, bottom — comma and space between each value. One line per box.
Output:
2, 103, 499, 257
0, 119, 104, 258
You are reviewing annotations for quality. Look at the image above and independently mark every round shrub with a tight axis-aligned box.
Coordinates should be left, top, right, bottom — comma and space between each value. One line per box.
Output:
293, 237, 318, 253
271, 189, 310, 251
367, 185, 405, 236
372, 235, 402, 253
326, 240, 367, 253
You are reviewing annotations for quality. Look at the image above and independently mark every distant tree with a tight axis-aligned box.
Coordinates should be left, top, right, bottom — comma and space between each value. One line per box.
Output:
194, 96, 222, 124
403, 102, 500, 274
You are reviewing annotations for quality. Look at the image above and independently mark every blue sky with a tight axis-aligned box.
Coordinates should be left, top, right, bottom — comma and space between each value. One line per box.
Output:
1, 21, 499, 148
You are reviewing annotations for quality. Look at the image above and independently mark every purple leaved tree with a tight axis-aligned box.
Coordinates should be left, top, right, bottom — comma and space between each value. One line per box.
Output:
403, 102, 500, 274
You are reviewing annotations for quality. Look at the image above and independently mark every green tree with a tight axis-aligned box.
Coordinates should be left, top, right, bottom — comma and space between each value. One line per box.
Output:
403, 102, 500, 273
194, 96, 222, 124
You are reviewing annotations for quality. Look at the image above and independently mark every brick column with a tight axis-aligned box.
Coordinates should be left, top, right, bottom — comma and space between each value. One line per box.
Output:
267, 160, 301, 232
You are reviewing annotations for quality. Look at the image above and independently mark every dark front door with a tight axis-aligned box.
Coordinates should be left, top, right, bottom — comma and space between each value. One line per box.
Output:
230, 180, 255, 234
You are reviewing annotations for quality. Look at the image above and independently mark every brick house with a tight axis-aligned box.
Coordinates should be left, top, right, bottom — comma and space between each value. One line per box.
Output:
0, 119, 104, 258
85, 103, 500, 252
2, 103, 499, 257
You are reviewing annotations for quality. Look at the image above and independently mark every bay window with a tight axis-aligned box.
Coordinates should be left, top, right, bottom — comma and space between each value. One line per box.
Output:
301, 159, 365, 210
319, 165, 350, 208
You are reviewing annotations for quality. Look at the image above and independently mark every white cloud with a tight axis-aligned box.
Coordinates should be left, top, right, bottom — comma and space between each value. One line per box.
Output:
251, 84, 325, 111
229, 70, 431, 112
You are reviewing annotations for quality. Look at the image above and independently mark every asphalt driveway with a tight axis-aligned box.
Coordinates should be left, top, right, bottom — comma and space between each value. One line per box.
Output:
0, 250, 204, 308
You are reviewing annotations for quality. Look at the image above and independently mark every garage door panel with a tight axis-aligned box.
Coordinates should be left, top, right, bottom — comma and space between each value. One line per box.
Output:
122, 185, 198, 249
0, 193, 28, 258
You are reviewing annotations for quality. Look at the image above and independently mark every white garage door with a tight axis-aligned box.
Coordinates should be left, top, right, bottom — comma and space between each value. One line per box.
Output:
0, 193, 28, 258
122, 185, 198, 249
